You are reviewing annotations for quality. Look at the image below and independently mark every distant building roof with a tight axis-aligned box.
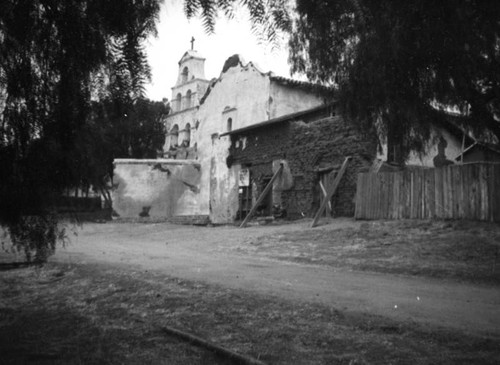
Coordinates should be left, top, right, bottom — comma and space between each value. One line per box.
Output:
220, 102, 336, 137
270, 75, 334, 94
179, 49, 205, 64
455, 142, 500, 161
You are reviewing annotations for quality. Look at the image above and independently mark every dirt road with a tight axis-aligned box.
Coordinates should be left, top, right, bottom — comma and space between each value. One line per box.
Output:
53, 220, 500, 337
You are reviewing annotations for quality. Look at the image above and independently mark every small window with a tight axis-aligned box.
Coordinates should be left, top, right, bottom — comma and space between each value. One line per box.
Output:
227, 118, 232, 132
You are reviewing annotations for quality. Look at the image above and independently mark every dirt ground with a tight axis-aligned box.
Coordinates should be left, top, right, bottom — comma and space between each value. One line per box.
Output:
1, 218, 500, 364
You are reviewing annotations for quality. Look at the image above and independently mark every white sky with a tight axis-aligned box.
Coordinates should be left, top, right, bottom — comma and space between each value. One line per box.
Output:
145, 0, 292, 101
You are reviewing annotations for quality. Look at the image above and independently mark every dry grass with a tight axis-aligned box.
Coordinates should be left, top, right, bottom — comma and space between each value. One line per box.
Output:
233, 219, 500, 285
1, 262, 499, 364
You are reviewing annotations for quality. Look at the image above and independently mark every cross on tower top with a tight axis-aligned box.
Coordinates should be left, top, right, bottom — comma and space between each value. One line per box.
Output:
190, 36, 195, 50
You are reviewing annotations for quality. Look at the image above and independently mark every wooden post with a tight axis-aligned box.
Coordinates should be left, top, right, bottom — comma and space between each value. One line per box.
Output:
311, 157, 351, 228
239, 163, 284, 228
319, 180, 333, 216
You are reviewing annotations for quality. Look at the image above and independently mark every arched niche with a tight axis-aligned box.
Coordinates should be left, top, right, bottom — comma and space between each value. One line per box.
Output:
185, 89, 192, 109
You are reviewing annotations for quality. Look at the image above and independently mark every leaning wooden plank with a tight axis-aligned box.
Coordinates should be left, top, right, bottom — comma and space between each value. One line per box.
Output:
311, 157, 351, 228
369, 158, 384, 173
319, 180, 333, 216
239, 163, 284, 228
161, 326, 267, 365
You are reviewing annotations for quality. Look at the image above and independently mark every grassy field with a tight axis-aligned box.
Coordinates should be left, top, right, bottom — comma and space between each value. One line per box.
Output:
1, 261, 499, 364
232, 219, 500, 285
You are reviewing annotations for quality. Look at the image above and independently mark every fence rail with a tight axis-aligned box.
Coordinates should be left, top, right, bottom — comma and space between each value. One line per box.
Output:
355, 163, 500, 222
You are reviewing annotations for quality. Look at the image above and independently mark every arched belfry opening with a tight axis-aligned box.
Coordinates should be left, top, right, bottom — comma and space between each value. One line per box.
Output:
170, 124, 179, 148
185, 89, 192, 109
182, 123, 191, 147
175, 93, 182, 112
181, 66, 189, 83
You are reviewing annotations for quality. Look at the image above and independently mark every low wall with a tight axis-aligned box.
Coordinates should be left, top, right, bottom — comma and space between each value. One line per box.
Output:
112, 159, 203, 220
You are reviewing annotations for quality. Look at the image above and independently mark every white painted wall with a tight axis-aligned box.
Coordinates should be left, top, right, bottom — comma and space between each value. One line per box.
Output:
112, 159, 202, 219
269, 83, 325, 119
377, 125, 464, 167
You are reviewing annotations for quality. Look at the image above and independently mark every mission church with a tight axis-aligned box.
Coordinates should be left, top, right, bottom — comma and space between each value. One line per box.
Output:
112, 44, 472, 224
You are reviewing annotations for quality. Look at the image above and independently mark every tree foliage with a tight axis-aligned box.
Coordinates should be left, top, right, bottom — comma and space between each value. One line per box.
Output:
187, 0, 500, 160
288, 0, 500, 160
0, 0, 162, 261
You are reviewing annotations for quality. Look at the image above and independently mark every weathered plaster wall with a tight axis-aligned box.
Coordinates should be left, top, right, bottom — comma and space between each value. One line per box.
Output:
209, 143, 241, 224
194, 63, 271, 223
202, 64, 271, 131
269, 83, 325, 119
112, 159, 203, 219
229, 112, 378, 218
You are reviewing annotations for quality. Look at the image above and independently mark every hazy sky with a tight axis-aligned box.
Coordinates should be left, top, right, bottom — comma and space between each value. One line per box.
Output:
145, 0, 291, 101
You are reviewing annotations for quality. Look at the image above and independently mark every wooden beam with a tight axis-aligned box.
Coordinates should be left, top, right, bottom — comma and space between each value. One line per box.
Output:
311, 157, 351, 228
239, 163, 284, 228
319, 180, 333, 216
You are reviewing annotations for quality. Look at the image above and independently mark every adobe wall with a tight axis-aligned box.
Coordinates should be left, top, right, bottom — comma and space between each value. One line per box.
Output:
112, 159, 204, 220
229, 114, 378, 218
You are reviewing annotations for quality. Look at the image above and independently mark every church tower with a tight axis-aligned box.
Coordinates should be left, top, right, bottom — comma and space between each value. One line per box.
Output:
164, 38, 210, 156
171, 37, 209, 113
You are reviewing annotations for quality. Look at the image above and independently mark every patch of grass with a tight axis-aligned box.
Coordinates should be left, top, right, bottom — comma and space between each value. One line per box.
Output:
234, 220, 500, 285
1, 262, 499, 364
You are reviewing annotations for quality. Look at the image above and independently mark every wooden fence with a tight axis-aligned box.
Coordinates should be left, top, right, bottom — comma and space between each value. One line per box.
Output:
355, 163, 500, 222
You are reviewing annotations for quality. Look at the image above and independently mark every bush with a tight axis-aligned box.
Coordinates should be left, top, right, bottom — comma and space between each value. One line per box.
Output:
6, 214, 67, 264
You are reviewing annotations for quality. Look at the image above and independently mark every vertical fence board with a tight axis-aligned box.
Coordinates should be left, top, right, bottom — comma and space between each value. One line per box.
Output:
392, 173, 399, 219
367, 173, 373, 219
479, 164, 488, 221
379, 173, 385, 219
471, 164, 479, 220
434, 168, 443, 218
457, 165, 464, 219
494, 165, 500, 221
365, 175, 374, 219
487, 164, 495, 221
451, 165, 460, 219
404, 171, 412, 219
442, 167, 449, 219
451, 166, 457, 219
425, 169, 434, 219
